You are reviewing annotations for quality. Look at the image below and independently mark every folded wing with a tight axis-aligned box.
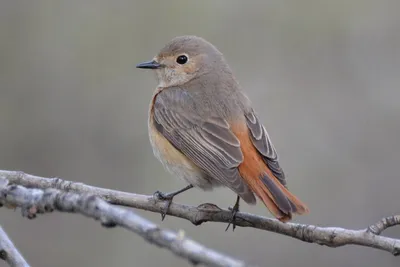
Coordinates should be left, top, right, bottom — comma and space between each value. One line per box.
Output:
152, 89, 256, 204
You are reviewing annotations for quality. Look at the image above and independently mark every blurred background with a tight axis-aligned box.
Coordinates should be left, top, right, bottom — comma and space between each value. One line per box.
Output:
1, 1, 399, 266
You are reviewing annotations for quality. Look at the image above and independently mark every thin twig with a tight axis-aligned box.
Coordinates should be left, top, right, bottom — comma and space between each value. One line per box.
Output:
0, 177, 252, 267
1, 170, 400, 256
0, 225, 30, 267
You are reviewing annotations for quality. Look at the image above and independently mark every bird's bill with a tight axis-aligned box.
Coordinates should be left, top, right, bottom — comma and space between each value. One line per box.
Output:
136, 60, 162, 69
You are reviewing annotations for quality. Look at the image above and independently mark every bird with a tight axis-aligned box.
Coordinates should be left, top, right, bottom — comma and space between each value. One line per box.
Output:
136, 36, 308, 227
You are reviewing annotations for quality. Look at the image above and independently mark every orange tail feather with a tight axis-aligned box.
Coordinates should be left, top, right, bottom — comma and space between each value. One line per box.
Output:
240, 166, 309, 222
235, 127, 309, 222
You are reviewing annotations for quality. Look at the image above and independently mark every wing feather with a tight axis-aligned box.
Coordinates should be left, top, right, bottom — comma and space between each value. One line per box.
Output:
245, 110, 287, 186
153, 88, 256, 203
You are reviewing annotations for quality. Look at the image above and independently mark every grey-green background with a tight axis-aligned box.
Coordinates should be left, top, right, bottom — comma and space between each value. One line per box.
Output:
1, 1, 399, 266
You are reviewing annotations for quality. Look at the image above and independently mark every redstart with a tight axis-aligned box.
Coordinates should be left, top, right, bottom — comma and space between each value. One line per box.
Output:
136, 36, 308, 226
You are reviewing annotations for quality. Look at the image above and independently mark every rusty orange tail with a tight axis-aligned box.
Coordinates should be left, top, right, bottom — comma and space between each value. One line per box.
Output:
248, 170, 309, 222
234, 126, 309, 222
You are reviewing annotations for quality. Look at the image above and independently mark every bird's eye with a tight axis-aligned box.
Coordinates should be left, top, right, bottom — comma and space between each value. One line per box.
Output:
176, 55, 188, 65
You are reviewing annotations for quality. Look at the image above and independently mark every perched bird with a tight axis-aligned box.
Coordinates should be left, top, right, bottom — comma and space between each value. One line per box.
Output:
136, 36, 308, 226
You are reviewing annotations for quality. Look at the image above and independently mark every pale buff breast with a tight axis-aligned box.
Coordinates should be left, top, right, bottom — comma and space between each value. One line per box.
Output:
148, 92, 218, 190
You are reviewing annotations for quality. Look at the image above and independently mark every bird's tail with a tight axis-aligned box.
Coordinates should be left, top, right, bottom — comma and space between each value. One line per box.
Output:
239, 163, 308, 222
234, 124, 309, 222
255, 170, 309, 222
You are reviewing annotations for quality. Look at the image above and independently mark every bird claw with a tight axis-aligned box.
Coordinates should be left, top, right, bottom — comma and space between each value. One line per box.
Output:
160, 200, 173, 221
153, 190, 174, 221
225, 209, 238, 232
153, 185, 194, 221
225, 196, 240, 232
153, 190, 170, 200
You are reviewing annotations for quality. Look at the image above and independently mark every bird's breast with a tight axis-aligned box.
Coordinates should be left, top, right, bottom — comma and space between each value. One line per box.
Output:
148, 89, 186, 166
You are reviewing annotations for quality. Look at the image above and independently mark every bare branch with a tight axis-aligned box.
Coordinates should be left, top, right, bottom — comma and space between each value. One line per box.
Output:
0, 177, 252, 267
0, 225, 30, 267
1, 170, 399, 257
367, 215, 400, 235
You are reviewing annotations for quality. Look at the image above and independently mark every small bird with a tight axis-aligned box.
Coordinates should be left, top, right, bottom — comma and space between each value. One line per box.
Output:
137, 36, 308, 226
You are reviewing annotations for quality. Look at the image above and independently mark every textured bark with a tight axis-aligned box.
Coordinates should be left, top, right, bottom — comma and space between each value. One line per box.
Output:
0, 169, 399, 267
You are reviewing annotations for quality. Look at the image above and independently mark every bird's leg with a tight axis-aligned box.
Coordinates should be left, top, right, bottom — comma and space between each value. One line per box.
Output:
225, 195, 240, 231
153, 184, 194, 220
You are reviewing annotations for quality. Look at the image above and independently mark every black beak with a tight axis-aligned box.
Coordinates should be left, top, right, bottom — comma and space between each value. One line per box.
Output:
136, 60, 162, 69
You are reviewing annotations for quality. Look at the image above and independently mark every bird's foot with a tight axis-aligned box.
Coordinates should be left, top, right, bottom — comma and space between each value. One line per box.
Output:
153, 190, 174, 220
225, 196, 240, 232
153, 184, 194, 220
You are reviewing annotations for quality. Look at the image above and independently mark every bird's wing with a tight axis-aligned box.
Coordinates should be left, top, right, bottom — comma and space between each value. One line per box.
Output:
152, 88, 256, 204
244, 110, 287, 187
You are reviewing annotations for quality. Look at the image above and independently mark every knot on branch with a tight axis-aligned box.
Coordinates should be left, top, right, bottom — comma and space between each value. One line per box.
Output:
292, 224, 319, 243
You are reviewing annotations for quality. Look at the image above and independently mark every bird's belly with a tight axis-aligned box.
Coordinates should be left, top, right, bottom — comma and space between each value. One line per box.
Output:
148, 118, 217, 190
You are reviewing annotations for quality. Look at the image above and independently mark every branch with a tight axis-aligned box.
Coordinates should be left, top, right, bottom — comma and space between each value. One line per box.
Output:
0, 178, 253, 267
0, 178, 251, 267
0, 225, 30, 267
1, 170, 400, 257
367, 215, 400, 235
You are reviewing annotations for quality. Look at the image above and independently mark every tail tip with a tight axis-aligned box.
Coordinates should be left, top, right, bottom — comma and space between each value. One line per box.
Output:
277, 214, 292, 223
278, 205, 309, 223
